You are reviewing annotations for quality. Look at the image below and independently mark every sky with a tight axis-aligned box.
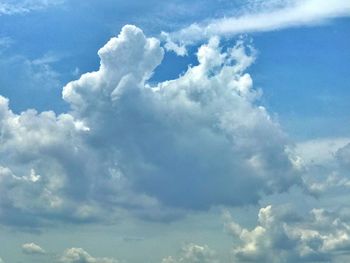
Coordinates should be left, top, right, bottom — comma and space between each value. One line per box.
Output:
0, 0, 350, 262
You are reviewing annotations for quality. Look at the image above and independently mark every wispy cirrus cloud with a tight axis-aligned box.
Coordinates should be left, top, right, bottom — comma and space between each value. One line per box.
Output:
0, 37, 13, 50
0, 0, 64, 15
164, 0, 350, 54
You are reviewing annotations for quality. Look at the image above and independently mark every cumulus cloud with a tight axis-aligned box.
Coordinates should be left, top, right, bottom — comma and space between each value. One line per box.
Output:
0, 25, 302, 227
22, 242, 46, 255
163, 0, 350, 54
63, 25, 301, 210
60, 248, 119, 263
162, 243, 217, 263
0, 95, 105, 227
224, 205, 350, 262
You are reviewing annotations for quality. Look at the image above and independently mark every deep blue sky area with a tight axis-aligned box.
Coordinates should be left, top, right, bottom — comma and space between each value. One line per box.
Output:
251, 18, 350, 139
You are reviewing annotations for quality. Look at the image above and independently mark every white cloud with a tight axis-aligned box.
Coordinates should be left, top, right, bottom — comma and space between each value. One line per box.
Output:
164, 0, 350, 54
22, 242, 46, 255
0, 96, 97, 227
0, 25, 302, 227
224, 205, 350, 262
60, 248, 119, 263
32, 52, 62, 66
63, 25, 301, 211
0, 0, 64, 15
0, 257, 4, 263
161, 243, 217, 263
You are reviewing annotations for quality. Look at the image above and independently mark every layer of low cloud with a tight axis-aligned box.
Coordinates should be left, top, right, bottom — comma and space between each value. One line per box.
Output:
164, 0, 350, 54
160, 203, 350, 263
22, 242, 46, 255
7, 205, 350, 263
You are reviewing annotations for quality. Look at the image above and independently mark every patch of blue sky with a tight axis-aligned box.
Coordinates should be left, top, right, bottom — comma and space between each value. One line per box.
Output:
249, 18, 350, 139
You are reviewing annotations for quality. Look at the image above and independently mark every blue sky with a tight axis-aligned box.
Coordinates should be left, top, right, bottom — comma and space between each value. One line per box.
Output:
1, 0, 350, 262
1, 1, 349, 138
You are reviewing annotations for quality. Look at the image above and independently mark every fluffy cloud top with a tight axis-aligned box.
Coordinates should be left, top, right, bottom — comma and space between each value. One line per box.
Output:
162, 243, 217, 263
22, 242, 46, 255
0, 96, 96, 227
224, 205, 350, 262
0, 25, 301, 227
60, 248, 119, 263
64, 25, 301, 210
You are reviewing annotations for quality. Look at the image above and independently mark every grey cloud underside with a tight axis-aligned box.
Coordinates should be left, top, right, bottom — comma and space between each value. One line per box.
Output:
0, 25, 301, 227
295, 138, 350, 197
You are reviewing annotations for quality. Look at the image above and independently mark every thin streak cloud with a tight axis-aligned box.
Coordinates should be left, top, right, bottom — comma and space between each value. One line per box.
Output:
164, 0, 350, 54
0, 0, 64, 15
